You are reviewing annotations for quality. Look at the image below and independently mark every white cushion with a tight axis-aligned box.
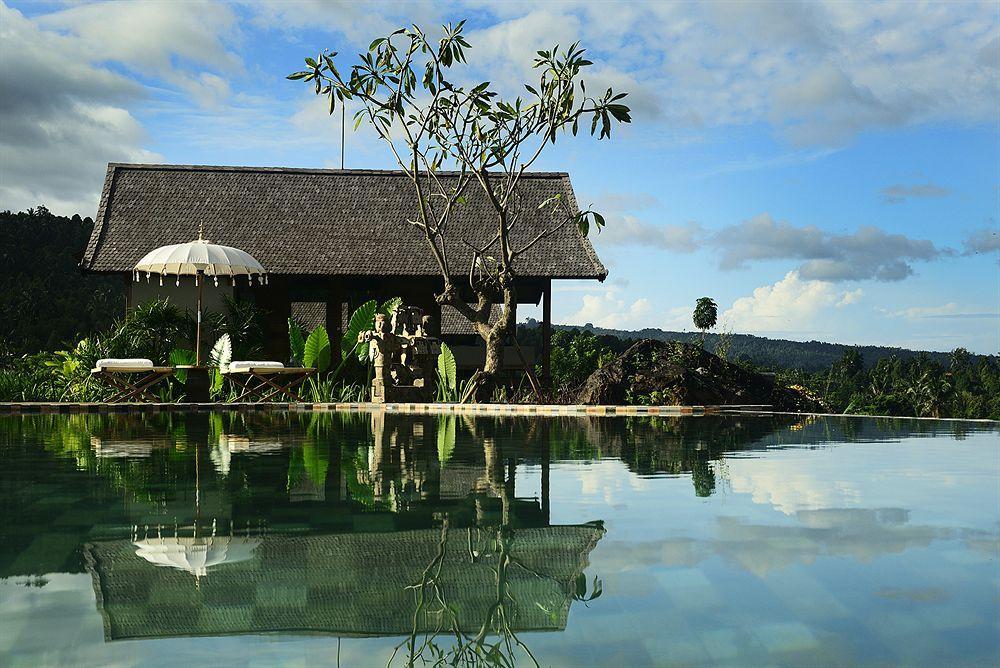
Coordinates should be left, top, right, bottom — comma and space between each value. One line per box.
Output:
96, 358, 154, 370
227, 361, 284, 372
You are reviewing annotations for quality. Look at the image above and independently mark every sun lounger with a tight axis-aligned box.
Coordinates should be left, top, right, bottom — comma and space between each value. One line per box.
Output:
222, 362, 316, 402
91, 359, 175, 403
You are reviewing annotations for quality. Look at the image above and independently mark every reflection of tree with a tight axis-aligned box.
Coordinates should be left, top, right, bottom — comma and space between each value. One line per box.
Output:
388, 517, 601, 668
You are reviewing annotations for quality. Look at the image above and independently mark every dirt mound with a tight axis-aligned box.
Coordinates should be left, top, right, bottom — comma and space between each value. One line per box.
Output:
569, 339, 824, 411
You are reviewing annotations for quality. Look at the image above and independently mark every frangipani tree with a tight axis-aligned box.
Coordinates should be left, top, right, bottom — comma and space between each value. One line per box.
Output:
290, 21, 630, 397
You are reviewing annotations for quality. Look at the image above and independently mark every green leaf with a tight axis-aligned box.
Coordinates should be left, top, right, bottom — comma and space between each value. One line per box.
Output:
341, 300, 378, 363
287, 71, 311, 80
437, 415, 456, 465
209, 334, 232, 370
169, 348, 196, 383
304, 326, 332, 373
438, 342, 457, 393
211, 368, 224, 395
302, 443, 329, 485
378, 297, 402, 317
288, 318, 306, 366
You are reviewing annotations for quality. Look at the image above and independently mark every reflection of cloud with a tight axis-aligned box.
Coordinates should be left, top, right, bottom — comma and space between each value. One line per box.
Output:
726, 457, 862, 514
876, 587, 950, 603
595, 507, 966, 578
714, 508, 944, 576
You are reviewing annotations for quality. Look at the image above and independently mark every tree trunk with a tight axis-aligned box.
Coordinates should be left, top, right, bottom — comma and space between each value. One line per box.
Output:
449, 281, 518, 403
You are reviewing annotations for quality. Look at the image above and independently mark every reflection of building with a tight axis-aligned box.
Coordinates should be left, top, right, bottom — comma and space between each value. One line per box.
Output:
85, 523, 604, 640
90, 436, 172, 458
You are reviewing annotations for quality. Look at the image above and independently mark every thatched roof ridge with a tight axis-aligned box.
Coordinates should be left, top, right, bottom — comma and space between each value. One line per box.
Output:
83, 163, 607, 280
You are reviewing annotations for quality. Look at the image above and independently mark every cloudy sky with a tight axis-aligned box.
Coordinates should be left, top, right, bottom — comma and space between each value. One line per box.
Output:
2, 1, 998, 353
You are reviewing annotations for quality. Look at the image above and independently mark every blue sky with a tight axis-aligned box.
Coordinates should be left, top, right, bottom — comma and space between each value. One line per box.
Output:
2, 1, 998, 353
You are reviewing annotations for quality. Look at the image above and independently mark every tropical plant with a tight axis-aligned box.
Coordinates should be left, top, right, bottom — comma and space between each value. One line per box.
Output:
207, 333, 233, 397
693, 297, 718, 339
203, 296, 267, 360
288, 317, 306, 366
169, 348, 196, 383
291, 21, 630, 399
547, 329, 615, 393
435, 342, 458, 402
436, 414, 457, 465
341, 299, 377, 362
303, 326, 332, 373
340, 297, 402, 363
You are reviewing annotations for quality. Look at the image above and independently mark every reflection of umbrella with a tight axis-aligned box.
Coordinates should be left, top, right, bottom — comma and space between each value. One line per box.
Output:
133, 520, 261, 581
134, 532, 260, 578
133, 223, 267, 365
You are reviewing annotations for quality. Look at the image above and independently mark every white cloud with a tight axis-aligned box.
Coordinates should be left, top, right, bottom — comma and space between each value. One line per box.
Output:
566, 290, 652, 329
459, 0, 998, 146
962, 226, 1000, 255
884, 303, 998, 320
710, 213, 944, 282
0, 3, 161, 215
37, 0, 242, 108
595, 217, 704, 253
722, 271, 859, 333
880, 182, 951, 204
837, 289, 864, 308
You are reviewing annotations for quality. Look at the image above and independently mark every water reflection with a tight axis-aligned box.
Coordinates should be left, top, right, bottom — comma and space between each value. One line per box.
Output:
0, 411, 996, 667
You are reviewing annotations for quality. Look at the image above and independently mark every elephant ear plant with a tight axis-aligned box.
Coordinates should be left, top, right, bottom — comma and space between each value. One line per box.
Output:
293, 298, 409, 402
209, 333, 233, 398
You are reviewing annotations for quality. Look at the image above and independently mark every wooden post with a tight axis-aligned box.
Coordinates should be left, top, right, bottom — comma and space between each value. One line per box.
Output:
541, 278, 552, 388
326, 278, 342, 345
195, 271, 203, 366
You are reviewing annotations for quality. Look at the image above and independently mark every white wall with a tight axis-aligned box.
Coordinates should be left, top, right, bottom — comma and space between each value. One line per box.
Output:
129, 278, 234, 316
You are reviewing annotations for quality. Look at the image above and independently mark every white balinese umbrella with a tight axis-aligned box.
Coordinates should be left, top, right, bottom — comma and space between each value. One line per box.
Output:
134, 224, 267, 365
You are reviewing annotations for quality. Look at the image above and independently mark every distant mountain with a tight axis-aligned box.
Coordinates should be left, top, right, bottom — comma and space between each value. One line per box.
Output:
519, 319, 991, 372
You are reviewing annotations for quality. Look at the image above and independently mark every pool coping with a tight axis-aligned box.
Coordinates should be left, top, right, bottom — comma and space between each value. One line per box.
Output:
0, 401, 770, 416
1, 402, 995, 424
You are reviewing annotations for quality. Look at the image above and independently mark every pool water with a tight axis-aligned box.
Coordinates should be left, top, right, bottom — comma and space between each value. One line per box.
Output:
0, 411, 996, 667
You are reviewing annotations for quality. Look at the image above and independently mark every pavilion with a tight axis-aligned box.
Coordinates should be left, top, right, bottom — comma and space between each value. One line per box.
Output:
80, 163, 608, 377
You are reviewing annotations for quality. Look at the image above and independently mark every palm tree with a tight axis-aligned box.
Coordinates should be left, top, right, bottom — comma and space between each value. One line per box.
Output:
692, 297, 718, 343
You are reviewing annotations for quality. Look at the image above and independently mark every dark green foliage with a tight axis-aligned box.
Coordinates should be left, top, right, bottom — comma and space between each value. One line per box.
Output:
520, 325, 1000, 420
1, 207, 123, 354
790, 348, 1000, 420
0, 298, 193, 401
692, 297, 718, 333
546, 329, 617, 393
203, 295, 267, 361
522, 320, 981, 373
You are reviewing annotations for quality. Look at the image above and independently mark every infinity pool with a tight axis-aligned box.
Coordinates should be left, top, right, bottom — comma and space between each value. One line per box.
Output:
0, 411, 996, 667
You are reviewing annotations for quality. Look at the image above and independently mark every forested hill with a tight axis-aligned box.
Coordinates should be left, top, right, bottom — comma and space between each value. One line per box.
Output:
520, 319, 985, 372
1, 207, 123, 354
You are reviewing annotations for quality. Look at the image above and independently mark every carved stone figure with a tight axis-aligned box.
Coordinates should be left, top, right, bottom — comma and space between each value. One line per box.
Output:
359, 305, 442, 403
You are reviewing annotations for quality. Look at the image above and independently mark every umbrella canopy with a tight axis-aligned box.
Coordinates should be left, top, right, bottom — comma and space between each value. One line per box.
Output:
133, 229, 268, 366
134, 238, 267, 286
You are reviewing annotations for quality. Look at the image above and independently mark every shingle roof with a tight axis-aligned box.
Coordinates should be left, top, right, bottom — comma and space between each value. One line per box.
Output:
83, 164, 607, 280
440, 304, 502, 335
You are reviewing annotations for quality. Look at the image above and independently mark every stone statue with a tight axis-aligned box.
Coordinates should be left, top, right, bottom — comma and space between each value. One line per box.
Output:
359, 305, 442, 403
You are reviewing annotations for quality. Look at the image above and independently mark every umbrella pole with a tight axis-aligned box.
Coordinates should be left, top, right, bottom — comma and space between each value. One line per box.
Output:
196, 271, 203, 366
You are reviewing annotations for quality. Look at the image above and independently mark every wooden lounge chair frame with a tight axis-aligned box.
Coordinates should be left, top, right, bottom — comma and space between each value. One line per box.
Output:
223, 367, 316, 402
91, 366, 175, 403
